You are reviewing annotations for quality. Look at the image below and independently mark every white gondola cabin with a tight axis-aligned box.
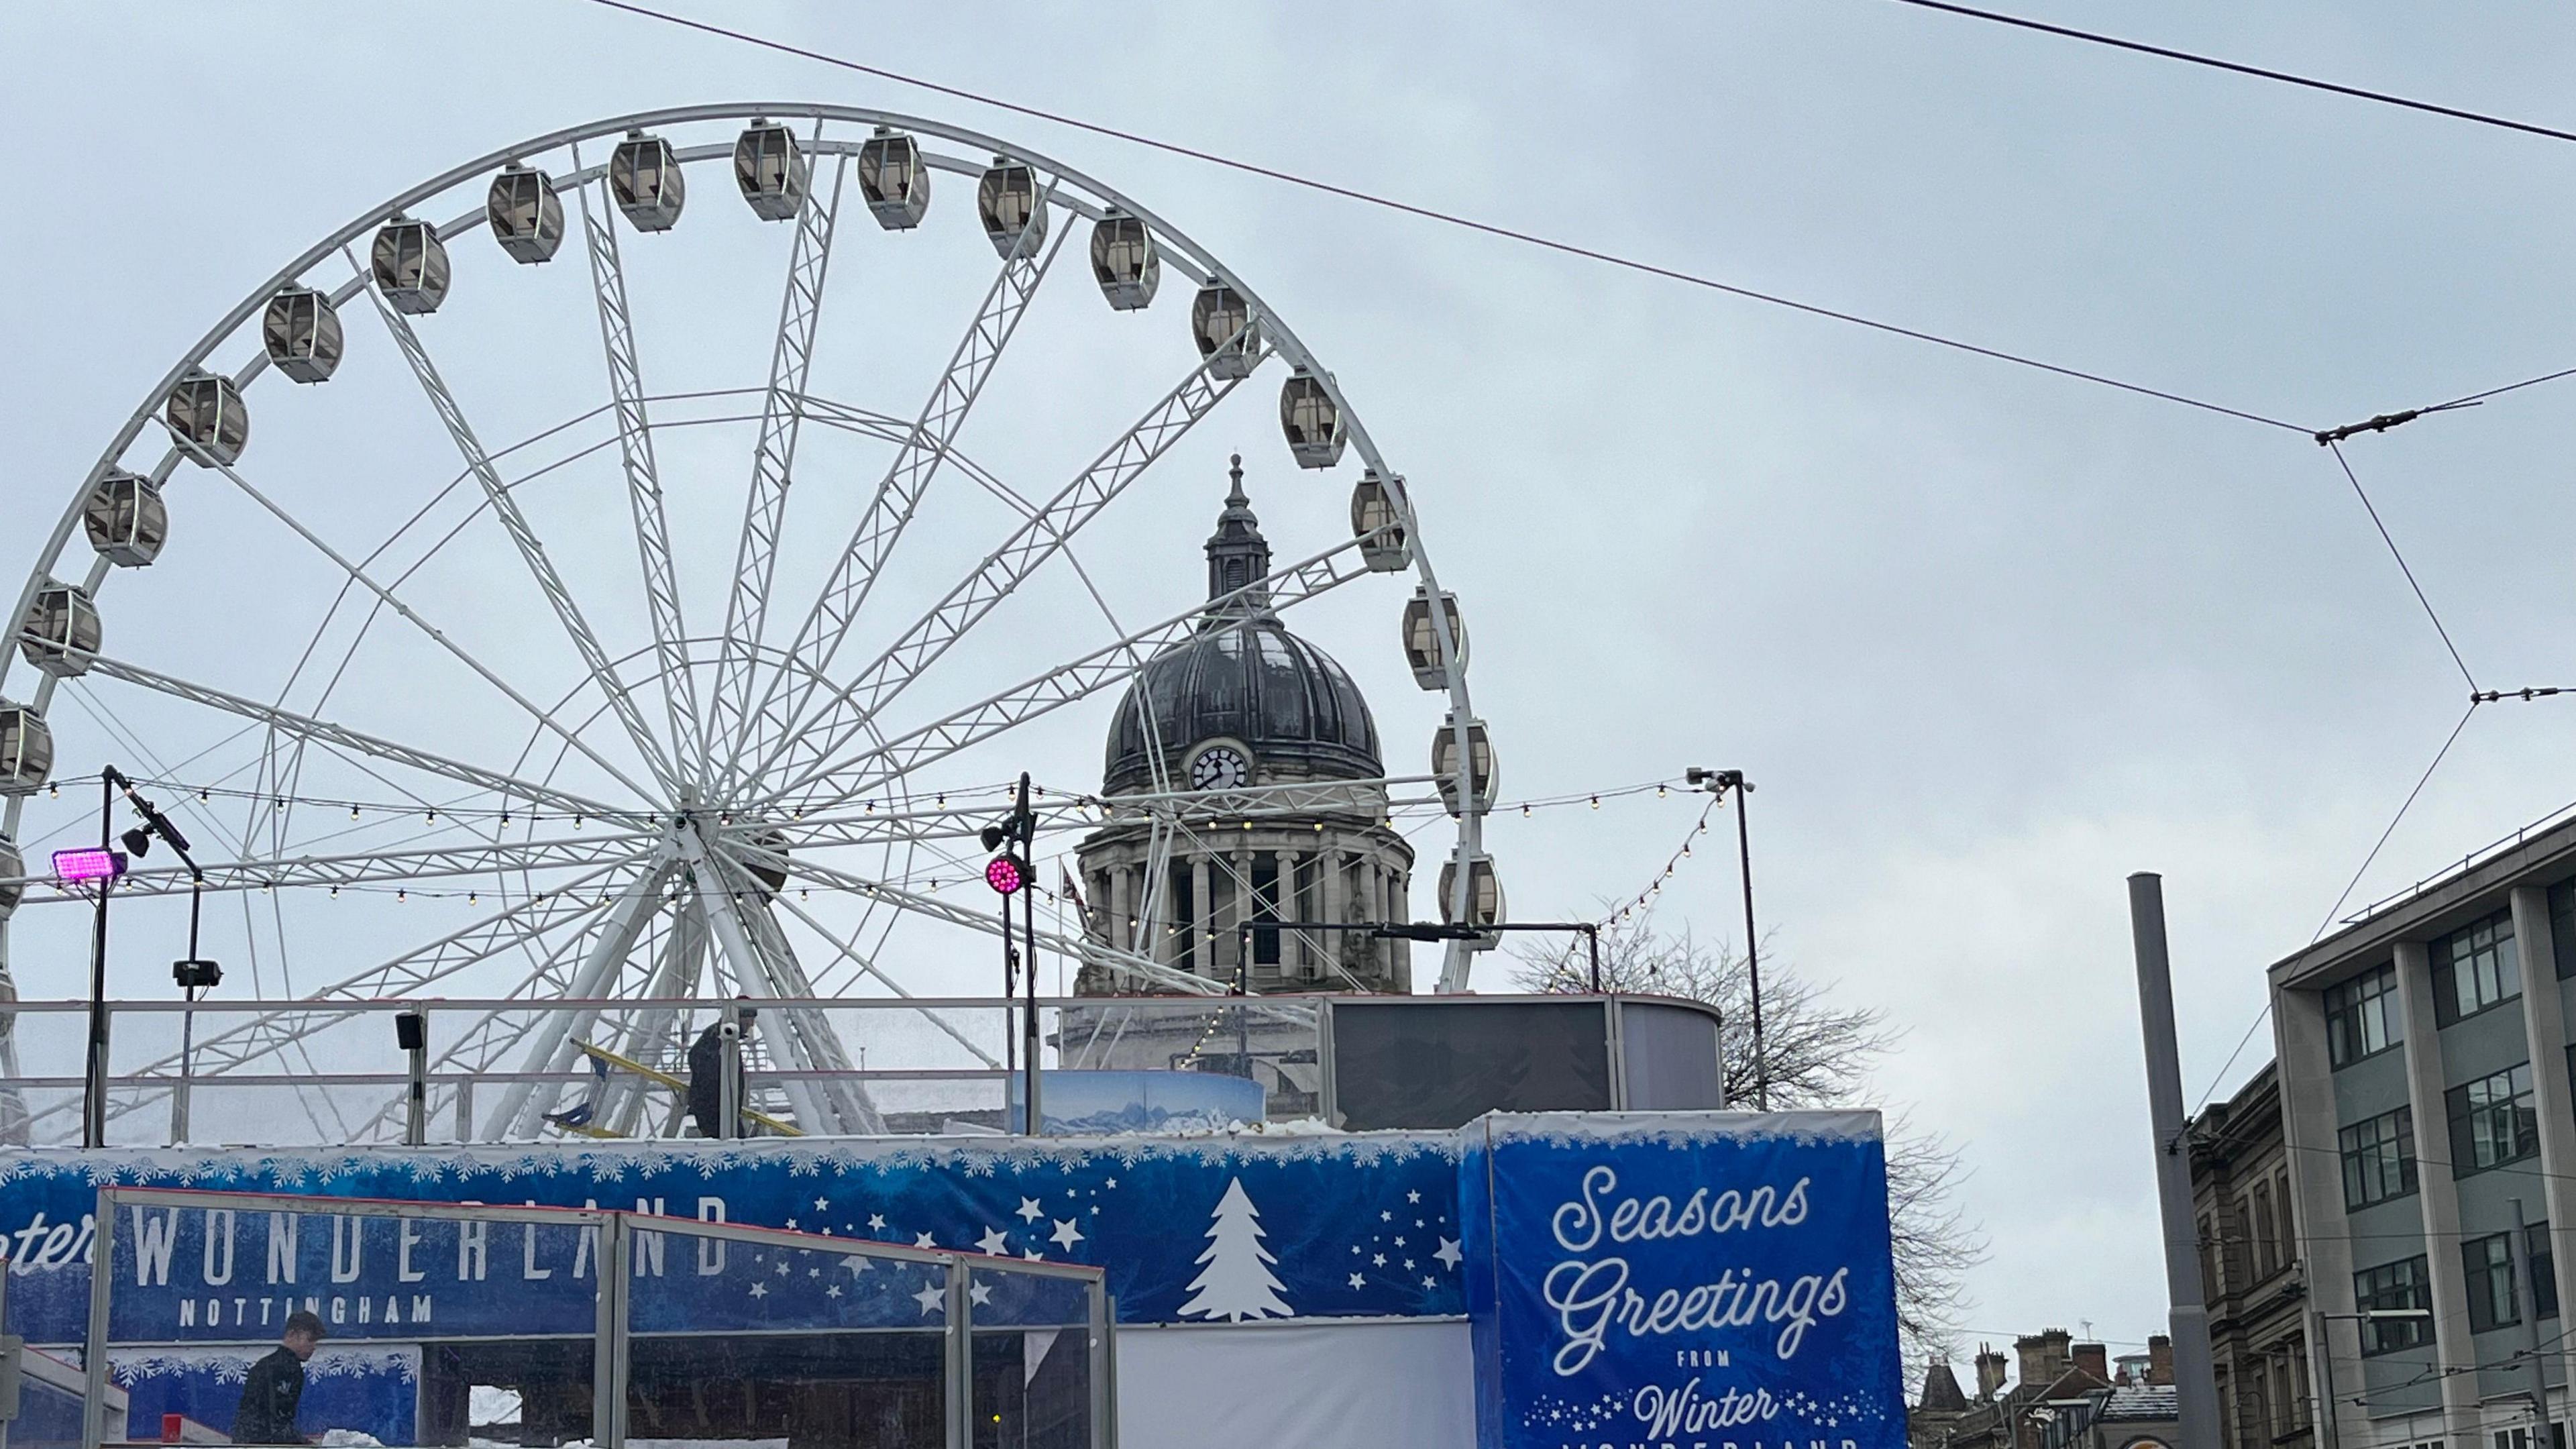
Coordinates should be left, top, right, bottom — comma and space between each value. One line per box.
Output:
261, 287, 343, 384
372, 218, 451, 315
1190, 282, 1260, 380
1431, 714, 1497, 817
488, 164, 565, 263
84, 472, 168, 568
1437, 853, 1505, 930
1349, 472, 1410, 572
735, 121, 808, 221
0, 703, 51, 798
1400, 585, 1467, 688
1279, 370, 1346, 468
0, 835, 21, 917
1089, 209, 1159, 311
166, 372, 247, 467
19, 581, 100, 680
976, 158, 1048, 258
611, 132, 686, 231
857, 127, 929, 229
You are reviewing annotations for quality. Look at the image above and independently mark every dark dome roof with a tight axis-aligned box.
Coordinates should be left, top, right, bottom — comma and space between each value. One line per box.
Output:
1104, 457, 1382, 795
1104, 617, 1382, 795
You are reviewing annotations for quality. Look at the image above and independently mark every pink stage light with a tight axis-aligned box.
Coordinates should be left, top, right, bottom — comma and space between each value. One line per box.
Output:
52, 847, 126, 884
985, 854, 1028, 896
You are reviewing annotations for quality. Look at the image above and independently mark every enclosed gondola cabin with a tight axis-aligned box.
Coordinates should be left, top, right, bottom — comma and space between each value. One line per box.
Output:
166, 372, 248, 467
371, 219, 451, 315
1437, 853, 1505, 929
1089, 210, 1159, 311
261, 287, 343, 384
734, 121, 808, 221
610, 132, 686, 231
1399, 586, 1466, 689
84, 472, 168, 568
1189, 282, 1260, 380
1279, 371, 1346, 468
488, 165, 565, 263
0, 704, 51, 798
0, 835, 21, 917
1349, 472, 1410, 572
1431, 714, 1497, 816
857, 127, 929, 229
19, 582, 100, 680
975, 158, 1048, 259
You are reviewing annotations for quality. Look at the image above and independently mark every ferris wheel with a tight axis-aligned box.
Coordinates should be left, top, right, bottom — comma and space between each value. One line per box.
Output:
0, 103, 1501, 1146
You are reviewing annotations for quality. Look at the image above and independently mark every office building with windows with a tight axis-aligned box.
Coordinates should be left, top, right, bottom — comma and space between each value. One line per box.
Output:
2269, 816, 2576, 1449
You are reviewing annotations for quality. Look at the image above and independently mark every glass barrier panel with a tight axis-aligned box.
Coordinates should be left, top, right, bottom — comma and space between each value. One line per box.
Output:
100, 1197, 598, 1446
969, 1263, 1097, 1449
628, 1222, 949, 1446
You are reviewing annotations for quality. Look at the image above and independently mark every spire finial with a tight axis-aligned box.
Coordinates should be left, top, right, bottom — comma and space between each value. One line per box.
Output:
1226, 453, 1246, 506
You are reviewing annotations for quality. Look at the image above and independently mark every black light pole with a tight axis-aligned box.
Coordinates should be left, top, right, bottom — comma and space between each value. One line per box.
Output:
982, 774, 1042, 1134
82, 771, 115, 1150
1689, 767, 1764, 1109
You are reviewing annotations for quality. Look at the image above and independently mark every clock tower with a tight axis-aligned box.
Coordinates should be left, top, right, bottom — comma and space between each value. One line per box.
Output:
1073, 456, 1414, 996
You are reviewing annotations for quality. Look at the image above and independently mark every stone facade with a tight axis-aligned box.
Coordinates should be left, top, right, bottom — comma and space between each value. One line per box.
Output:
2192, 1060, 2314, 1449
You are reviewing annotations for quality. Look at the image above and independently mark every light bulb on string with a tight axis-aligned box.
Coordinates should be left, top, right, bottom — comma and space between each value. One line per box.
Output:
1589, 796, 1599, 810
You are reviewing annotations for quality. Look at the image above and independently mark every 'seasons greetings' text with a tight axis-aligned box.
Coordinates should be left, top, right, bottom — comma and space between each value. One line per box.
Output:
1540, 1165, 1852, 1375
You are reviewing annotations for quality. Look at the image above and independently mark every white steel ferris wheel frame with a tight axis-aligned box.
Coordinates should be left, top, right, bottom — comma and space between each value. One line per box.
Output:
0, 102, 1492, 1143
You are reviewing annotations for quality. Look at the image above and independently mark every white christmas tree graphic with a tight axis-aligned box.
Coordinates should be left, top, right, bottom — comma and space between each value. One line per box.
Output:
1177, 1177, 1293, 1322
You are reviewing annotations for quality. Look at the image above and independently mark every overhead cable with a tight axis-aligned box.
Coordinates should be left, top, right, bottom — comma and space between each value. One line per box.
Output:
578, 0, 2309, 435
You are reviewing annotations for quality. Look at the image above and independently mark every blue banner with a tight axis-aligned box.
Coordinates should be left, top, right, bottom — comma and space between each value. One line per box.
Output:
0, 1131, 1464, 1344
109, 1346, 419, 1445
1461, 1112, 1904, 1449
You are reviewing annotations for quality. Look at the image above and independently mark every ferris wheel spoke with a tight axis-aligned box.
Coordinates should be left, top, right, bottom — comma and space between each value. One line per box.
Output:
748, 335, 1271, 804
758, 876, 1002, 1069
686, 849, 881, 1134
42, 830, 663, 903
162, 443, 663, 804
76, 651, 621, 820
490, 853, 680, 1138
705, 142, 848, 775
730, 212, 1072, 794
765, 531, 1381, 816
572, 152, 702, 785
783, 855, 1224, 998
356, 263, 682, 796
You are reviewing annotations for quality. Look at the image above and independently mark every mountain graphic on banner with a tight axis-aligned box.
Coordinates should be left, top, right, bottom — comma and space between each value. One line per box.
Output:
1178, 1177, 1293, 1322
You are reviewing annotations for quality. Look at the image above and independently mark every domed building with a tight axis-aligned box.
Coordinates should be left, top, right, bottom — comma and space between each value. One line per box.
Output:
1073, 456, 1414, 996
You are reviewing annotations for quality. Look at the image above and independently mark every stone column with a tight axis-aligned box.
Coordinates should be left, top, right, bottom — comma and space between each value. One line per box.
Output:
2392, 938, 2483, 1444
1230, 849, 1254, 984
1107, 867, 1130, 952
1191, 857, 1212, 978
2508, 886, 2576, 1403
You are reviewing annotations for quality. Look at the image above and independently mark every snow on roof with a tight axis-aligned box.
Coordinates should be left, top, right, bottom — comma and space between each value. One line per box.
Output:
2100, 1386, 2180, 1421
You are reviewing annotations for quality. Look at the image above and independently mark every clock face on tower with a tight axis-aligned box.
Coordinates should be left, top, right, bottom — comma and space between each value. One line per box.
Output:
1188, 743, 1252, 792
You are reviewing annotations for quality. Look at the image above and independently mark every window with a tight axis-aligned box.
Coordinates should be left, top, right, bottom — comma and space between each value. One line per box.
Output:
2326, 965, 2404, 1067
2199, 1213, 2220, 1300
2355, 1255, 2434, 1354
2465, 1232, 2520, 1332
2432, 910, 2520, 1024
2253, 1185, 2279, 1279
2553, 878, 2576, 979
2533, 1223, 2559, 1319
2341, 1106, 2419, 1208
2274, 1169, 2296, 1267
2447, 1063, 2539, 1176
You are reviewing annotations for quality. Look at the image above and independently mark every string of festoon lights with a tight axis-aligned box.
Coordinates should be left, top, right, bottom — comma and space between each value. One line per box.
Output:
1601, 789, 1723, 930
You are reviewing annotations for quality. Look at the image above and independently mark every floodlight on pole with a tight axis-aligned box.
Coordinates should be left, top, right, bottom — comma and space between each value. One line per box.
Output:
52, 848, 127, 884
985, 854, 1030, 896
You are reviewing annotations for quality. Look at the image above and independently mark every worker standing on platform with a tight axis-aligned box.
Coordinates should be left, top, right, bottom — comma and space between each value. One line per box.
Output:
687, 1000, 759, 1138
231, 1309, 325, 1444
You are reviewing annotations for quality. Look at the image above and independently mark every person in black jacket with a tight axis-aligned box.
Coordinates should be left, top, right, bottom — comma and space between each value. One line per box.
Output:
232, 1309, 325, 1444
686, 1000, 759, 1137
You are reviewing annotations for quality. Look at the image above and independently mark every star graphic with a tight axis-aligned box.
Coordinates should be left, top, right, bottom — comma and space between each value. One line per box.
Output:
1017, 1197, 1044, 1223
915, 1232, 938, 1249
969, 1280, 994, 1307
1349, 1273, 1366, 1289
1051, 1218, 1085, 1249
785, 1218, 798, 1230
775, 1260, 791, 1276
1023, 1248, 1044, 1261
1106, 1177, 1118, 1188
808, 1267, 820, 1277
977, 1226, 1012, 1256
749, 1281, 769, 1299
842, 1255, 873, 1275
1435, 1237, 1463, 1271
1380, 1210, 1392, 1222
1394, 1236, 1406, 1247
814, 1197, 830, 1212
1350, 1244, 1361, 1254
1415, 1218, 1425, 1228
826, 1283, 843, 1298
869, 1214, 888, 1231
1407, 1190, 1420, 1203
1373, 1253, 1386, 1267
1403, 1258, 1415, 1271
914, 1284, 945, 1316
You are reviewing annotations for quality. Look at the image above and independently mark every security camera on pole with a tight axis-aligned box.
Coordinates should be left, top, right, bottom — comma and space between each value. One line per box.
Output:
983, 773, 1042, 1134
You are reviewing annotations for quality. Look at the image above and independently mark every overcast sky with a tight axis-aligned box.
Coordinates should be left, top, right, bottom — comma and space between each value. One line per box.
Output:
5, 0, 2575, 1371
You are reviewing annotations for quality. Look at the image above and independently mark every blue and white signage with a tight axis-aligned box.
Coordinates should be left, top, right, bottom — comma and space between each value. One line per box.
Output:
1460, 1112, 1904, 1449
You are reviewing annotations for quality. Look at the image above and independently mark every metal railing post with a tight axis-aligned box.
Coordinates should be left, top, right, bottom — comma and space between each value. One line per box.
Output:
594, 1212, 630, 1448
717, 1019, 741, 1139
80, 1189, 115, 1449
944, 1257, 971, 1449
